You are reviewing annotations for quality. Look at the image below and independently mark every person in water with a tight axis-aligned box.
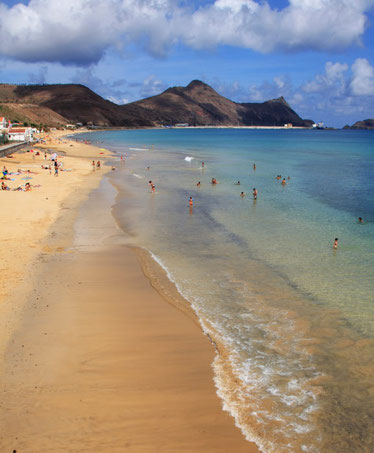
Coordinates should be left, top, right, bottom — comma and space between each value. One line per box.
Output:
211, 178, 217, 184
333, 238, 338, 249
358, 217, 364, 223
240, 192, 245, 197
189, 196, 193, 207
253, 163, 256, 171
235, 181, 240, 185
253, 188, 258, 200
281, 178, 287, 185
202, 162, 205, 168
197, 181, 201, 187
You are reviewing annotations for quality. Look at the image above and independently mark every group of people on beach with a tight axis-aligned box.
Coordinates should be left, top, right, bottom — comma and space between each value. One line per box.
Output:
1, 164, 39, 191
92, 160, 101, 170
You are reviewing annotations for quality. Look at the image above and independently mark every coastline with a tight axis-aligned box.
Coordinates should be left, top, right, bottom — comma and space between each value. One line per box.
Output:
0, 133, 259, 452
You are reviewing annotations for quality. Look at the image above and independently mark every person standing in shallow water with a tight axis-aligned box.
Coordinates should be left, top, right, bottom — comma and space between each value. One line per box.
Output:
333, 238, 338, 249
253, 188, 258, 200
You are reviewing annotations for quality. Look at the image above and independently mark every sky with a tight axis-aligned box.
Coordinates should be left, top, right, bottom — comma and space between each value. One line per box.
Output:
0, 0, 374, 127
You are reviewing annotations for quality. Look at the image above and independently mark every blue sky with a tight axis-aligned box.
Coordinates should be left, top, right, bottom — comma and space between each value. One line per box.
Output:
1, 0, 374, 127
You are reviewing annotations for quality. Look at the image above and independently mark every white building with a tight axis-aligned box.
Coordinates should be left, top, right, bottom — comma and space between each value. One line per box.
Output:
0, 117, 7, 130
8, 127, 33, 142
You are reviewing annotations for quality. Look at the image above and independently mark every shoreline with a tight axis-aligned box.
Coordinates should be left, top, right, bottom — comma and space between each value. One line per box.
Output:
0, 133, 259, 451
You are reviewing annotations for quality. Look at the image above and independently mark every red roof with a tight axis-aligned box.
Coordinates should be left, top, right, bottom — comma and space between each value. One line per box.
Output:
9, 128, 28, 133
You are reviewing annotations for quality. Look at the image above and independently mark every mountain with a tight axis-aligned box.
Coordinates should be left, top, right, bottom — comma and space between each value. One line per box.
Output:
343, 119, 374, 130
0, 81, 313, 128
0, 83, 154, 128
128, 80, 313, 127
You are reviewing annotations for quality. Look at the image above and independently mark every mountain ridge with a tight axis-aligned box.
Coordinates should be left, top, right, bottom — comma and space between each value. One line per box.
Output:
0, 80, 313, 128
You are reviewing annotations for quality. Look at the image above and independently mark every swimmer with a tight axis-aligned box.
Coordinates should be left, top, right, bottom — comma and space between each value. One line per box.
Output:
252, 188, 258, 200
287, 176, 291, 180
189, 196, 193, 207
240, 192, 245, 197
253, 163, 256, 171
211, 178, 217, 184
333, 238, 338, 249
281, 178, 287, 185
197, 181, 201, 187
358, 217, 364, 223
276, 175, 281, 180
235, 181, 241, 185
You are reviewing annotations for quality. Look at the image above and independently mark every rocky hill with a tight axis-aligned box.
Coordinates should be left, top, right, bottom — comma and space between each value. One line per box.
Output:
343, 119, 374, 130
128, 80, 313, 127
0, 81, 313, 128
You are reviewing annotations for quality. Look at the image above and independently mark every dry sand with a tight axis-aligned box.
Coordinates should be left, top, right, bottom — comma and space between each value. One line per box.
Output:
0, 132, 259, 452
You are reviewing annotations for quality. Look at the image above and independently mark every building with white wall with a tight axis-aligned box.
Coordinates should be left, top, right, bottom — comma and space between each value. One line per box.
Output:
8, 127, 33, 142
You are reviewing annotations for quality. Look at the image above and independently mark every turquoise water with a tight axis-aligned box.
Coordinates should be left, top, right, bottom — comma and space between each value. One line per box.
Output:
80, 128, 374, 452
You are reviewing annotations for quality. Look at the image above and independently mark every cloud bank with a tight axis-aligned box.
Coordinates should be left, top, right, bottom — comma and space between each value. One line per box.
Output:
228, 57, 374, 124
0, 0, 373, 65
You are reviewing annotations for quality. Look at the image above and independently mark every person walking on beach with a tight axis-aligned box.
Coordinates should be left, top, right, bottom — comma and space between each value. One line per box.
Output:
54, 160, 59, 177
333, 238, 338, 249
96, 160, 101, 170
253, 188, 258, 200
92, 160, 96, 171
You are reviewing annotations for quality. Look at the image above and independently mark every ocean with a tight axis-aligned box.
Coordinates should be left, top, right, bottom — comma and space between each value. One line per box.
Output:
78, 128, 374, 452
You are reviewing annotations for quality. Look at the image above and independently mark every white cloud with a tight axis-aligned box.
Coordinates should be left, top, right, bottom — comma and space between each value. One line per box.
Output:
0, 0, 373, 66
140, 75, 167, 98
302, 62, 348, 94
350, 58, 374, 95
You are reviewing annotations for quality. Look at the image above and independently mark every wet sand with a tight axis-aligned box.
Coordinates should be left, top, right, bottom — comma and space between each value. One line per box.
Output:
0, 151, 258, 451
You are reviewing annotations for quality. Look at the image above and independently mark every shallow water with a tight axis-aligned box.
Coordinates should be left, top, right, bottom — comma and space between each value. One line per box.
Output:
80, 128, 374, 452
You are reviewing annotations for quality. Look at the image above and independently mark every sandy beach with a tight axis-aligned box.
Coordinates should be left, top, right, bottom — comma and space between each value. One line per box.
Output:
0, 132, 258, 452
